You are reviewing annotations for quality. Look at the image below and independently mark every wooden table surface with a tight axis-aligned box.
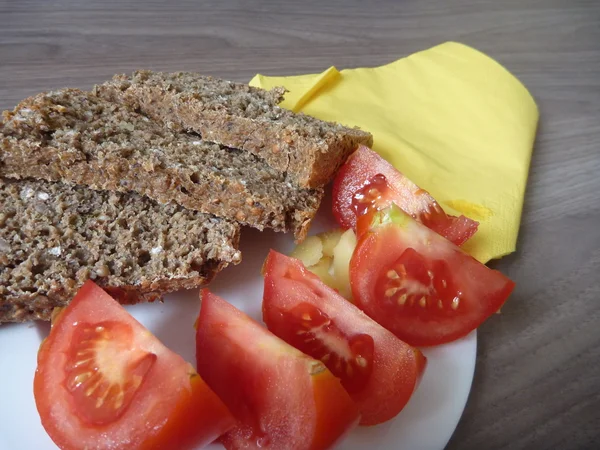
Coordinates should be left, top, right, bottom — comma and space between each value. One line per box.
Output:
1, 0, 599, 448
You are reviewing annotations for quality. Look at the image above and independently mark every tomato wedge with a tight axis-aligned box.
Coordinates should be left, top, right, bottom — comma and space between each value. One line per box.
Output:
332, 145, 479, 246
350, 206, 515, 346
263, 250, 426, 426
34, 280, 234, 450
195, 290, 359, 450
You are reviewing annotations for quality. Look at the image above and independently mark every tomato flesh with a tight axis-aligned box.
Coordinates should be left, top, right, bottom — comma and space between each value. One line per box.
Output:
263, 250, 426, 426
332, 145, 478, 246
282, 302, 375, 394
34, 280, 234, 450
195, 289, 359, 449
65, 321, 157, 426
350, 206, 515, 346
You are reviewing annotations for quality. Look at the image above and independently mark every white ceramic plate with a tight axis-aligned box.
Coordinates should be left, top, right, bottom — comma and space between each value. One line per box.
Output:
0, 199, 476, 450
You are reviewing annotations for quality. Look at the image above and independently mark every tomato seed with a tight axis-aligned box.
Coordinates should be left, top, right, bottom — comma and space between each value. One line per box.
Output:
76, 372, 91, 383
72, 358, 92, 368
385, 287, 398, 297
386, 270, 399, 279
85, 383, 100, 397
96, 395, 106, 408
114, 390, 125, 409
355, 356, 368, 368
67, 372, 91, 390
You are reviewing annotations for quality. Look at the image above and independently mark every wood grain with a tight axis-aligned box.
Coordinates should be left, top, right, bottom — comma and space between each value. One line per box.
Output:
1, 0, 599, 448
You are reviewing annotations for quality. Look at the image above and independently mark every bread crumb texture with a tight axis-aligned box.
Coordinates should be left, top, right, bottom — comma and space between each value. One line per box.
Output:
0, 178, 241, 322
0, 88, 323, 237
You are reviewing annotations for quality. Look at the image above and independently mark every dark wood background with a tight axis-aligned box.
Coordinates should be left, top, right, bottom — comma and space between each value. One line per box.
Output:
1, 0, 599, 448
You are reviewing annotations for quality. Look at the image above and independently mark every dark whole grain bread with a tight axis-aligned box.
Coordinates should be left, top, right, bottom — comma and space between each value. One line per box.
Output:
94, 70, 373, 188
0, 88, 323, 240
0, 177, 241, 323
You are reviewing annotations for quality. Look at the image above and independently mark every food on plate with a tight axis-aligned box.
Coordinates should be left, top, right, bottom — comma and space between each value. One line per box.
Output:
0, 57, 526, 450
331, 229, 357, 300
263, 251, 427, 425
319, 228, 346, 257
34, 280, 234, 450
350, 205, 515, 346
95, 70, 373, 188
306, 255, 337, 290
290, 235, 324, 267
0, 89, 323, 240
196, 289, 360, 449
0, 178, 241, 323
332, 145, 479, 246
291, 228, 357, 299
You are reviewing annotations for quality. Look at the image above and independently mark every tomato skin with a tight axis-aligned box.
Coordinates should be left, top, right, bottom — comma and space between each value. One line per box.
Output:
350, 207, 515, 346
196, 289, 359, 450
332, 145, 478, 246
34, 280, 234, 450
425, 213, 480, 249
263, 250, 426, 426
143, 373, 235, 450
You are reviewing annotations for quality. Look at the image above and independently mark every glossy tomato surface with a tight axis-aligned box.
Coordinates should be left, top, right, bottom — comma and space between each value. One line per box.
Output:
350, 206, 515, 346
34, 280, 234, 450
195, 290, 359, 450
332, 145, 478, 246
263, 250, 426, 426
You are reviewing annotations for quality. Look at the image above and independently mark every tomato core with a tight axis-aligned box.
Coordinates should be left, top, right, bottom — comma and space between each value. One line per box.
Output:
64, 321, 156, 425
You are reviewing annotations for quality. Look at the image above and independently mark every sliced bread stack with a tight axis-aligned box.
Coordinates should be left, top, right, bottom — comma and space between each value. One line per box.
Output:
0, 71, 373, 322
95, 70, 372, 188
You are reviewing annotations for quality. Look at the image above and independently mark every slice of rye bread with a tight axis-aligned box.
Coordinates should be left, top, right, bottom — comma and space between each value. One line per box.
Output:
0, 89, 323, 240
94, 70, 374, 188
0, 177, 242, 323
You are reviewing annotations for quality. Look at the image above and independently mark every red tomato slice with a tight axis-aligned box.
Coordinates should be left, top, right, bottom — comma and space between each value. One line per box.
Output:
332, 145, 479, 246
350, 206, 515, 346
34, 280, 234, 450
263, 250, 426, 426
195, 290, 359, 450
